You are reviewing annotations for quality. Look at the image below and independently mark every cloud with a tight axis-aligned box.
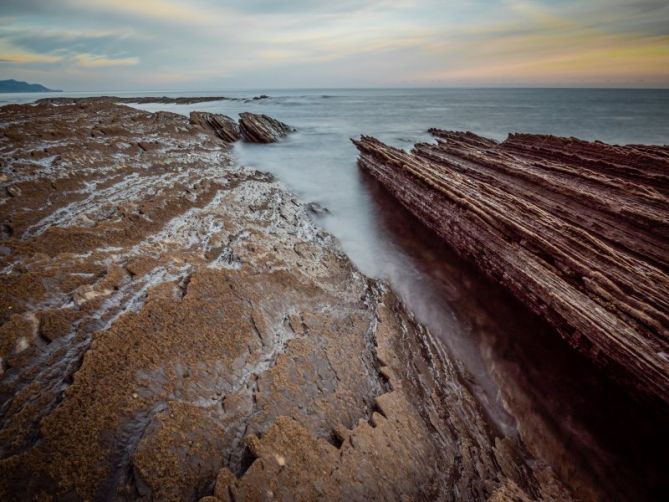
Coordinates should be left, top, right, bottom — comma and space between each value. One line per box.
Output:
414, 2, 669, 85
0, 52, 63, 63
66, 0, 233, 26
73, 53, 139, 67
0, 0, 667, 89
0, 27, 139, 56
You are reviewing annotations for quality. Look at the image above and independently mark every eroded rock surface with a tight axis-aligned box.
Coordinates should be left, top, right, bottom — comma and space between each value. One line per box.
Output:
0, 101, 570, 501
190, 112, 241, 143
239, 112, 294, 143
354, 131, 669, 407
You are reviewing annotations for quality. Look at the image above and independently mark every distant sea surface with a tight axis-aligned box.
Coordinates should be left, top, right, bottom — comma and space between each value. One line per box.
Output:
5, 88, 669, 498
4, 87, 669, 143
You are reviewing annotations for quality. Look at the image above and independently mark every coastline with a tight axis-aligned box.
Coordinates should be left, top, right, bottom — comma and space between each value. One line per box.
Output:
0, 99, 570, 500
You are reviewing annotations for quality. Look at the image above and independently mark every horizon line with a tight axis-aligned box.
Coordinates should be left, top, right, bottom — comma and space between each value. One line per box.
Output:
4, 85, 669, 94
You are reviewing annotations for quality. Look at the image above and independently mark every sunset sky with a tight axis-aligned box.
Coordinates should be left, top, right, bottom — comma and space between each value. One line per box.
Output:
1, 0, 668, 90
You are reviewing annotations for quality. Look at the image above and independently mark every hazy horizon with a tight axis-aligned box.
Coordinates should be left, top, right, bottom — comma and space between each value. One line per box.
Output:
5, 83, 669, 93
1, 1, 668, 91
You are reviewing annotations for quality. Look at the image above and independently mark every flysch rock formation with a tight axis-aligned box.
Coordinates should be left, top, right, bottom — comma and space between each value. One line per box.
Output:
353, 131, 669, 407
0, 100, 573, 501
190, 112, 241, 143
239, 112, 295, 143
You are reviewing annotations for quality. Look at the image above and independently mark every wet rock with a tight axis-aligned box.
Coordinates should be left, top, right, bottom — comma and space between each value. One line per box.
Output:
72, 285, 113, 306
306, 201, 330, 216
354, 131, 669, 405
37, 308, 77, 342
239, 112, 294, 143
214, 468, 236, 501
0, 313, 38, 366
190, 112, 240, 143
5, 185, 20, 197
137, 141, 161, 152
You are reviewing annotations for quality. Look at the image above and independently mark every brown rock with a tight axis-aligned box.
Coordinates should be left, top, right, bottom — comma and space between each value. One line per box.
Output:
190, 112, 240, 142
239, 112, 294, 143
0, 99, 571, 501
6, 185, 21, 197
353, 131, 669, 405
132, 402, 228, 501
36, 308, 77, 342
213, 468, 236, 501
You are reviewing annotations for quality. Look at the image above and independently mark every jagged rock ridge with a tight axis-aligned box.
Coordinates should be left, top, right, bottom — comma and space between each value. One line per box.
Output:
190, 112, 241, 143
239, 112, 294, 143
353, 130, 669, 406
190, 111, 295, 145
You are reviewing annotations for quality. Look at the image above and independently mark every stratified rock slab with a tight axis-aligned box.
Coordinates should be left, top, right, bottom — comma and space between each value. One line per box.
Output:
354, 131, 669, 405
190, 111, 241, 142
239, 112, 294, 143
0, 101, 569, 501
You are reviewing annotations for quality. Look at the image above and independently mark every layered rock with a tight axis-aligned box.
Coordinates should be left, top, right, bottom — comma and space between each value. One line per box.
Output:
36, 96, 269, 105
0, 101, 572, 500
190, 111, 241, 143
353, 131, 669, 406
239, 112, 294, 143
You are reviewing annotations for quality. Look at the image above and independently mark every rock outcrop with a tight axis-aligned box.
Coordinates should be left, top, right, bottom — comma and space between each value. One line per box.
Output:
353, 131, 669, 406
0, 101, 571, 500
239, 112, 294, 143
36, 96, 272, 105
190, 112, 241, 142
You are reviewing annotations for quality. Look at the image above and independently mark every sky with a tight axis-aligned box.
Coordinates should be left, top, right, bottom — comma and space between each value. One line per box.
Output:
0, 0, 668, 90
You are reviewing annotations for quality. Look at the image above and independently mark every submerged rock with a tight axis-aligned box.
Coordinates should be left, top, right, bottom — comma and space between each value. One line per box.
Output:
305, 201, 330, 216
190, 111, 240, 142
239, 112, 294, 143
354, 131, 669, 406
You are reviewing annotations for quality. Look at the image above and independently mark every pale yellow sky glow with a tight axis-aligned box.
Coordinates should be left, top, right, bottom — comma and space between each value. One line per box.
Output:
0, 0, 667, 89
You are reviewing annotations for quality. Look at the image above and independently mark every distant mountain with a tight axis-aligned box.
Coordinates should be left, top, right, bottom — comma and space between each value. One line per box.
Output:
0, 79, 61, 93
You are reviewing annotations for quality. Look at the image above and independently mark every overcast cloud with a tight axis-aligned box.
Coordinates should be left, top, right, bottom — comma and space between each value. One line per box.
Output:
0, 0, 667, 90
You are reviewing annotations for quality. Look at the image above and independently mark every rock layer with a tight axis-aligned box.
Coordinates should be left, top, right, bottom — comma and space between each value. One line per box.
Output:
190, 112, 241, 143
353, 131, 669, 406
0, 101, 572, 500
239, 112, 294, 143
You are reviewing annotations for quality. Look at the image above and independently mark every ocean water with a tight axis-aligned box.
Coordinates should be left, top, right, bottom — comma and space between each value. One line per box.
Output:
6, 88, 669, 498
127, 87, 669, 335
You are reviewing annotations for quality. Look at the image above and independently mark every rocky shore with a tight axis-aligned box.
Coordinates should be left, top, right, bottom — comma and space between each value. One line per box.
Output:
353, 131, 669, 406
36, 95, 271, 106
0, 100, 572, 500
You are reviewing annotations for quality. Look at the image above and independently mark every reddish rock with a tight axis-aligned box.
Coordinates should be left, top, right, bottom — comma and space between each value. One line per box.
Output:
239, 112, 294, 143
353, 131, 669, 405
190, 112, 240, 143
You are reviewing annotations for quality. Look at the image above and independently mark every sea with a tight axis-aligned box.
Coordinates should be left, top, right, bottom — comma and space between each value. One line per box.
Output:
3, 88, 669, 499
